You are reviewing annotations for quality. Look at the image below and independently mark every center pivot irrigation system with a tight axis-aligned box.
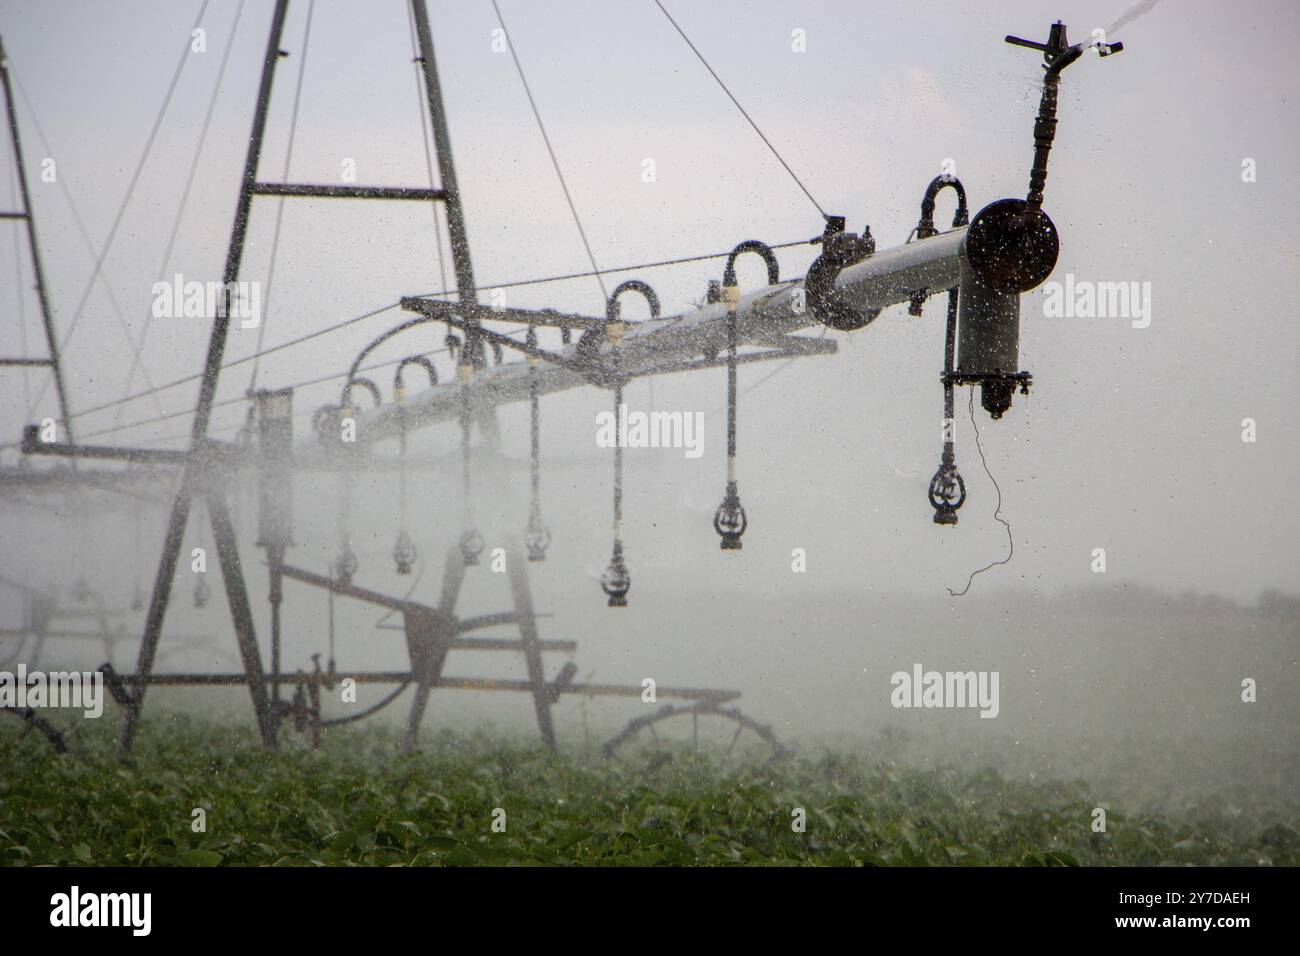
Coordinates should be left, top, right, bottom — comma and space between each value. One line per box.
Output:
8, 6, 1123, 755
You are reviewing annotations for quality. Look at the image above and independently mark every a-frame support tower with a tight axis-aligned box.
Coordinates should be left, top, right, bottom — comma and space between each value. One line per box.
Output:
0, 36, 75, 442
108, 0, 506, 752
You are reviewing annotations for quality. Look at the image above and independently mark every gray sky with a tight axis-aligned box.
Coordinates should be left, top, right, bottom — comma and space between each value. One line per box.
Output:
2, 0, 1298, 618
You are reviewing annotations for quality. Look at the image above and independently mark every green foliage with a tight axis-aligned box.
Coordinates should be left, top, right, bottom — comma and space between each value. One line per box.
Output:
1, 719, 1294, 867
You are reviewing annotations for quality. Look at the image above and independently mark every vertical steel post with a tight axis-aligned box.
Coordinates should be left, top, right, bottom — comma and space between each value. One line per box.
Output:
119, 0, 291, 752
255, 388, 294, 724
0, 36, 74, 441
206, 487, 276, 746
506, 543, 557, 751
401, 545, 468, 751
410, 0, 500, 445
409, 0, 476, 315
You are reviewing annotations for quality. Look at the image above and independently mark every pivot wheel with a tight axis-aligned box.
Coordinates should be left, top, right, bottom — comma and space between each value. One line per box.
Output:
602, 702, 788, 767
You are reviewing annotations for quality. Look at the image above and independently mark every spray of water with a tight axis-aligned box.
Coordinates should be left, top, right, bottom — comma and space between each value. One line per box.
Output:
1106, 0, 1161, 35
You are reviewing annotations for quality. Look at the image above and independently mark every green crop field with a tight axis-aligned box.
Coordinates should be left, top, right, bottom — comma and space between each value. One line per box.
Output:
2, 716, 1297, 867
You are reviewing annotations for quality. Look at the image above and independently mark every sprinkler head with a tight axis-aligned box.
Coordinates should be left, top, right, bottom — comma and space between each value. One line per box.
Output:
334, 545, 358, 586
392, 530, 417, 575
713, 481, 748, 550
601, 546, 630, 607
459, 528, 485, 566
525, 510, 552, 563
928, 463, 967, 525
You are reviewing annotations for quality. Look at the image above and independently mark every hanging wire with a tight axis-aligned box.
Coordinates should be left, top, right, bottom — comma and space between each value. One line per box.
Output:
948, 388, 1014, 597
333, 394, 359, 584
713, 283, 747, 549
652, 0, 826, 219
24, 0, 214, 421
42, 303, 403, 444
50, 322, 537, 450
717, 295, 748, 541
392, 365, 417, 574
335, 467, 358, 585
524, 323, 551, 561
928, 287, 966, 524
10, 68, 167, 415
393, 405, 416, 574
601, 321, 630, 606
326, 587, 336, 673
490, 0, 608, 302
113, 0, 250, 434
456, 359, 483, 565
597, 282, 657, 601
917, 174, 969, 524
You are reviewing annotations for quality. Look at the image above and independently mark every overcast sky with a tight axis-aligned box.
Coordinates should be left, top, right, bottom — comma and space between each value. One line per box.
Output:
1, 0, 1297, 616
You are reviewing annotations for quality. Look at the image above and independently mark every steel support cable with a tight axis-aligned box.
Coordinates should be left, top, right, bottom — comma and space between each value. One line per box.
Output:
114, 0, 249, 433
50, 236, 815, 443
60, 300, 402, 427
490, 0, 608, 302
66, 336, 412, 442
66, 324, 532, 447
24, 0, 213, 420
651, 0, 826, 219
409, 238, 813, 300
248, 0, 315, 391
59, 237, 815, 429
9, 70, 167, 414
